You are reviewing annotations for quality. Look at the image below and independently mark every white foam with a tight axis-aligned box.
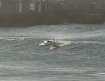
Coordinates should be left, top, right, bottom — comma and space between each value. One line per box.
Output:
57, 40, 71, 47
39, 39, 71, 50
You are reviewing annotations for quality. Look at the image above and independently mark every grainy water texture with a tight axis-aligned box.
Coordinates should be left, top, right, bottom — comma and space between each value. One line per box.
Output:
0, 24, 105, 81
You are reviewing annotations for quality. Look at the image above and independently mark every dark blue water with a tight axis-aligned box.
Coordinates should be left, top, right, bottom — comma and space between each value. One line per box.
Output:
0, 24, 105, 81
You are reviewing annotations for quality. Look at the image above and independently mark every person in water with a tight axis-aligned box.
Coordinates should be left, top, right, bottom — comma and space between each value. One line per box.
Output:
52, 38, 60, 47
53, 38, 55, 42
46, 38, 59, 47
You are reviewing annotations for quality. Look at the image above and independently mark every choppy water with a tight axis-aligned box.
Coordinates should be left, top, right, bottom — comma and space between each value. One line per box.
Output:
0, 24, 105, 81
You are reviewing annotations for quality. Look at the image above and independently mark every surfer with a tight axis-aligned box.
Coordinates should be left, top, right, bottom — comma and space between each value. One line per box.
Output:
39, 38, 60, 48
52, 38, 60, 48
53, 38, 55, 42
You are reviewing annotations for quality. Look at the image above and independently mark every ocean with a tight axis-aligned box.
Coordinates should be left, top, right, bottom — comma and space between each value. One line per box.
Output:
0, 24, 105, 81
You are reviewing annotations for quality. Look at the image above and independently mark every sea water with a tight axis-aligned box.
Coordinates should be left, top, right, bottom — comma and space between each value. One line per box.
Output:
0, 24, 105, 81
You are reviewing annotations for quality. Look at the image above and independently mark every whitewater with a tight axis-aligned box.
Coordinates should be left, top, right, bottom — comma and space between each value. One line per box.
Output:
0, 23, 105, 81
